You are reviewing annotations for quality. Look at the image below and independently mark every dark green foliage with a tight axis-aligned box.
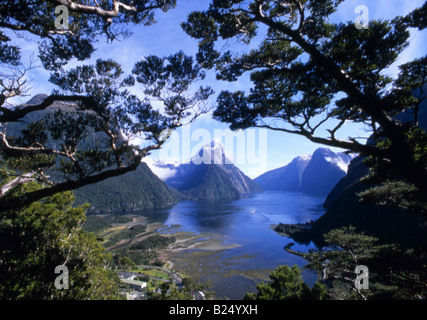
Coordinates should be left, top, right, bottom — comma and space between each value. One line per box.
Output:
274, 223, 312, 244
358, 180, 427, 214
82, 215, 133, 234
136, 274, 151, 282
132, 51, 214, 118
304, 227, 427, 300
269, 226, 427, 300
0, 184, 121, 300
115, 250, 159, 266
359, 127, 427, 214
244, 265, 326, 300
0, 0, 177, 70
402, 1, 427, 30
115, 256, 136, 270
110, 234, 175, 266
148, 276, 213, 300
0, 42, 20, 66
1, 2, 212, 213
153, 259, 165, 267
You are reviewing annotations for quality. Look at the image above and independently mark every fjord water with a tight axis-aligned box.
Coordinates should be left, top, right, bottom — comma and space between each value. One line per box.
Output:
138, 191, 326, 299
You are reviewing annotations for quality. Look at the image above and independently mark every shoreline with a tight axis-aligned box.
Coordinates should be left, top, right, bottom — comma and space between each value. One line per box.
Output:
154, 225, 271, 299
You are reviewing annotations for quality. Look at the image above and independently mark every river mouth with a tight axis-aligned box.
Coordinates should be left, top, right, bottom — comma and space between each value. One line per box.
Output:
110, 191, 326, 299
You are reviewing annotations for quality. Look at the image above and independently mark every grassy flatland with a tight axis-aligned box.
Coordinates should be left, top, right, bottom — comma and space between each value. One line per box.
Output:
132, 268, 172, 280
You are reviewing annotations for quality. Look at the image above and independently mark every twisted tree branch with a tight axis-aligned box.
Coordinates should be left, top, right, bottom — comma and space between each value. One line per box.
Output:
0, 94, 94, 123
48, 0, 137, 19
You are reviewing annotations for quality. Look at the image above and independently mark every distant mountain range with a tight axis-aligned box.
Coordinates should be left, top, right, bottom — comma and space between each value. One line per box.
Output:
253, 155, 311, 192
144, 139, 263, 201
255, 148, 354, 196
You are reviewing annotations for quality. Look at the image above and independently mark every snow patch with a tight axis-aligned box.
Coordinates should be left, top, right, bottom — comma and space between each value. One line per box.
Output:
324, 154, 353, 173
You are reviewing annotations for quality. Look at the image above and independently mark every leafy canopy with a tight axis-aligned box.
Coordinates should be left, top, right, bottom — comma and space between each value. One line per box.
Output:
0, 183, 121, 300
0, 0, 177, 70
183, 0, 427, 212
0, 1, 213, 212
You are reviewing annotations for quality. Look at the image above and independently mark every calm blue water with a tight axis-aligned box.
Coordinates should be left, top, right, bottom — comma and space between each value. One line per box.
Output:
137, 191, 326, 299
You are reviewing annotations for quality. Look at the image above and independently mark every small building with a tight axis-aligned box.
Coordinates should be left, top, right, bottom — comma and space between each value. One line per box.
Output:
120, 278, 147, 292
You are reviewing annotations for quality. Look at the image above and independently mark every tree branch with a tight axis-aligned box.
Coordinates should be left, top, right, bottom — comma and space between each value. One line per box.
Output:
0, 94, 95, 123
255, 123, 382, 156
249, 8, 427, 192
48, 0, 137, 19
0, 21, 56, 41
0, 121, 173, 212
1, 130, 71, 158
0, 172, 37, 198
0, 154, 142, 213
326, 119, 347, 141
251, 12, 401, 135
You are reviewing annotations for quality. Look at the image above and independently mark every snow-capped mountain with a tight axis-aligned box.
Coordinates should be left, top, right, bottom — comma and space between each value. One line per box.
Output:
255, 148, 354, 196
254, 155, 312, 192
143, 140, 263, 200
191, 138, 234, 165
300, 148, 354, 196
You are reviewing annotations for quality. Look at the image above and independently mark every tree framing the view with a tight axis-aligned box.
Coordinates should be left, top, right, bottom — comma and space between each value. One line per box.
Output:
182, 0, 427, 213
1, 0, 427, 302
0, 0, 213, 212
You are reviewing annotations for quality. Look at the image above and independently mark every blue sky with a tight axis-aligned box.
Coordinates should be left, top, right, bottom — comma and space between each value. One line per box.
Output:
11, 0, 427, 178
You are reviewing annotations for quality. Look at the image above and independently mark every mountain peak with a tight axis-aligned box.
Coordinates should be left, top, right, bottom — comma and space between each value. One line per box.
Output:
295, 154, 312, 162
312, 148, 334, 157
145, 138, 263, 198
192, 139, 233, 165
210, 138, 223, 149
255, 148, 354, 195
